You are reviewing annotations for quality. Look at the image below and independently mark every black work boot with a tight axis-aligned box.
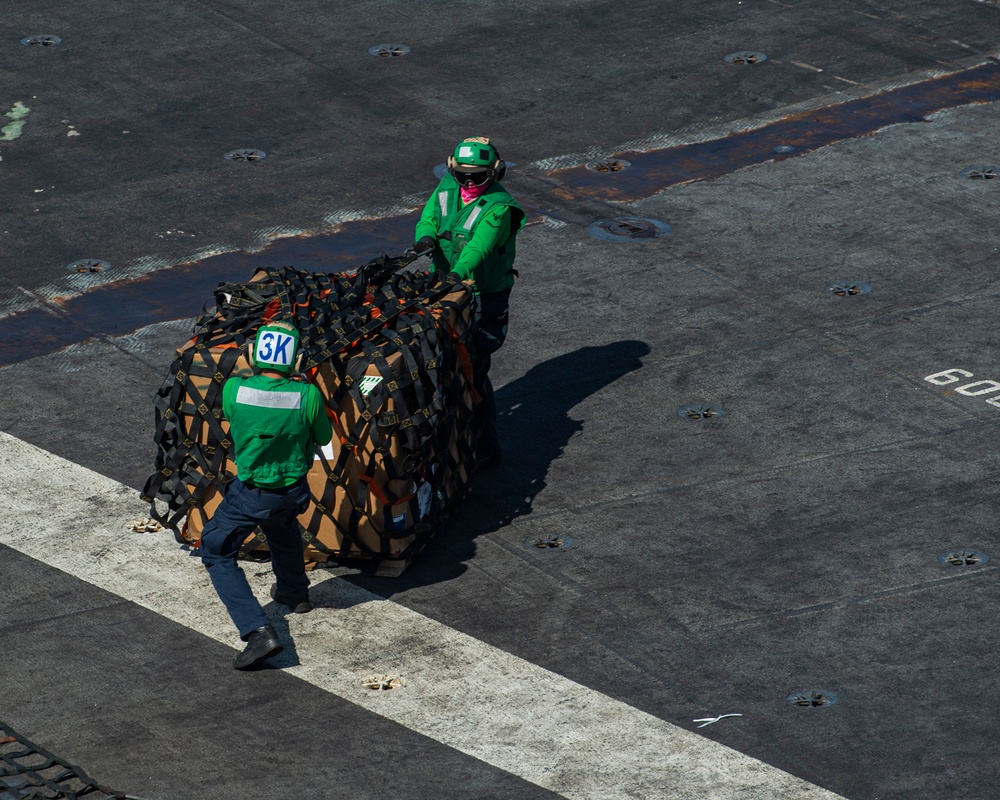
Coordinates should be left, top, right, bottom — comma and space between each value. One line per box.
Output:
233, 624, 283, 670
270, 583, 313, 614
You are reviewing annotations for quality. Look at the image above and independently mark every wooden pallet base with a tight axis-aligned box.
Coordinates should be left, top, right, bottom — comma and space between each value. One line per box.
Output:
305, 551, 417, 578
372, 558, 412, 578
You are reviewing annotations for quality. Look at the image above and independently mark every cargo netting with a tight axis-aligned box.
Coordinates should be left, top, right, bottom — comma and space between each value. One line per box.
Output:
141, 254, 480, 569
0, 722, 124, 799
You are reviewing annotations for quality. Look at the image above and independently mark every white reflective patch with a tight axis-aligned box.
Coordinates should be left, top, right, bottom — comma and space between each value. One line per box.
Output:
463, 205, 483, 230
359, 375, 382, 396
235, 385, 302, 410
316, 440, 335, 461
439, 191, 449, 216
458, 145, 475, 159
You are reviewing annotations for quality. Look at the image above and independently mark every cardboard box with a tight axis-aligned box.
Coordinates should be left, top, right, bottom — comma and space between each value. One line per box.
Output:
301, 344, 430, 561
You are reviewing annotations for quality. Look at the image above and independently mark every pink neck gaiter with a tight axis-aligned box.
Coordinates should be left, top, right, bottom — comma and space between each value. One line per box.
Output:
460, 182, 490, 204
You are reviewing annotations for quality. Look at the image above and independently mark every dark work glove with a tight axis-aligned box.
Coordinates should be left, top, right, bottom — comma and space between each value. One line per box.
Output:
412, 236, 435, 255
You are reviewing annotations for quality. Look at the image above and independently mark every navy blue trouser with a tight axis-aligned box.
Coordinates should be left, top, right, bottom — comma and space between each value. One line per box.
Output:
199, 477, 311, 639
474, 289, 511, 459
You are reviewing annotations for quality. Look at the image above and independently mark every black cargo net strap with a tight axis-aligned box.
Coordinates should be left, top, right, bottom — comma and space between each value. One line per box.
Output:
141, 341, 245, 530
0, 721, 125, 799
297, 279, 467, 563
304, 314, 447, 560
237, 527, 268, 560
142, 257, 477, 567
144, 257, 425, 524
429, 294, 480, 495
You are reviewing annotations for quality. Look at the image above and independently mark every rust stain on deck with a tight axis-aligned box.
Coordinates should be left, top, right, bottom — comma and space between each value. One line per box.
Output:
1, 60, 999, 369
0, 214, 419, 368
545, 59, 1000, 203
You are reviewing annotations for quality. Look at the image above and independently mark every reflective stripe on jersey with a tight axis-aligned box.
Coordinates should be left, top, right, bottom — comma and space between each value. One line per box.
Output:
235, 385, 302, 410
438, 190, 449, 216
463, 204, 484, 230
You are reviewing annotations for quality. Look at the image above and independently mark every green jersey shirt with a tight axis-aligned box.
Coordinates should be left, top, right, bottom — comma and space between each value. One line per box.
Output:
222, 374, 333, 489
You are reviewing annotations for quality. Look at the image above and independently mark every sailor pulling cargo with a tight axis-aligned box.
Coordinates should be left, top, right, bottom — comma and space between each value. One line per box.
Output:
413, 136, 526, 467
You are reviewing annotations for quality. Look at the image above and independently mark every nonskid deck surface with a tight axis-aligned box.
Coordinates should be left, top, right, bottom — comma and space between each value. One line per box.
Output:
2, 2, 1000, 798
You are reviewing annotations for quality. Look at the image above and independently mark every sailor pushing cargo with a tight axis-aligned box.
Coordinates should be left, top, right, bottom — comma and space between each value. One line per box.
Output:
413, 136, 526, 467
198, 321, 333, 670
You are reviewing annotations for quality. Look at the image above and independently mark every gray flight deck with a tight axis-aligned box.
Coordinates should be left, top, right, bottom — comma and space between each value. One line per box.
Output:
2, 1, 1000, 798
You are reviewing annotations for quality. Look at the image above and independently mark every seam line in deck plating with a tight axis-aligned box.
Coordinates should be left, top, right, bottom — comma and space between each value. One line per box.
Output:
710, 567, 996, 630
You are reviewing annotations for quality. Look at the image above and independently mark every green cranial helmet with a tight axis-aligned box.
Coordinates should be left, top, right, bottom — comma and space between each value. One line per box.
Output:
449, 137, 499, 169
447, 137, 506, 185
252, 321, 300, 373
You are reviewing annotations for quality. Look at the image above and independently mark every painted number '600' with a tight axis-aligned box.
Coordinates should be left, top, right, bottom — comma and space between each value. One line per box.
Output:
924, 369, 1000, 408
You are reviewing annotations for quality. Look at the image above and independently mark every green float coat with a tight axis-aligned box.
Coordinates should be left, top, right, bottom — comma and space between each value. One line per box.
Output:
415, 175, 525, 294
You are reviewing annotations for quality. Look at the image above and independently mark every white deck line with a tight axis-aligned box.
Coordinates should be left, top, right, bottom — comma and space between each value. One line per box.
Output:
0, 431, 844, 800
